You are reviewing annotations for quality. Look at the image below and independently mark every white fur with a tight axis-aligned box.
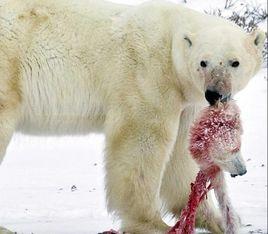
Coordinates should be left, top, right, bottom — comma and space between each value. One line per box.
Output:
0, 0, 265, 233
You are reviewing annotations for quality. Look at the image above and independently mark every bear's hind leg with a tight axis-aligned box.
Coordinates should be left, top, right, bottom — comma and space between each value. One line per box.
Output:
0, 107, 18, 164
0, 57, 22, 233
0, 57, 22, 164
0, 226, 14, 234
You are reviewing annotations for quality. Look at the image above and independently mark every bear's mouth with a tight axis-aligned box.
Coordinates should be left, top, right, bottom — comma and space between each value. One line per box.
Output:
220, 94, 231, 103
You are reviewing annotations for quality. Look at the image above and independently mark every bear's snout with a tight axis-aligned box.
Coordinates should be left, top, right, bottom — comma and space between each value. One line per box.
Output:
205, 67, 232, 105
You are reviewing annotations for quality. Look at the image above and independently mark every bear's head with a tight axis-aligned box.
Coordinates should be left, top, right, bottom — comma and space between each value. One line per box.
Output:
172, 24, 266, 105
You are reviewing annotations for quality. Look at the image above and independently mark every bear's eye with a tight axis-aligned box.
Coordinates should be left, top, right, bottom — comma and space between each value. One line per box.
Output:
230, 60, 240, 68
200, 60, 208, 68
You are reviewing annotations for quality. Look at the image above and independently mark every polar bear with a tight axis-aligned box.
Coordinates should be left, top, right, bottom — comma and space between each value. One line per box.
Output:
0, 0, 265, 233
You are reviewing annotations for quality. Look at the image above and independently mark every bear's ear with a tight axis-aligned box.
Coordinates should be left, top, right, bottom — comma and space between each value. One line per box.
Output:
184, 33, 195, 48
250, 29, 267, 50
184, 36, 193, 47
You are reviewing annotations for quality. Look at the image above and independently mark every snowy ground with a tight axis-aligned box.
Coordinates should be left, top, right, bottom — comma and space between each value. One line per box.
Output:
0, 0, 267, 234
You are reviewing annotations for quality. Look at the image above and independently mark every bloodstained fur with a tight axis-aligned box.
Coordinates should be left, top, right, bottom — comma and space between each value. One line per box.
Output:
168, 101, 242, 234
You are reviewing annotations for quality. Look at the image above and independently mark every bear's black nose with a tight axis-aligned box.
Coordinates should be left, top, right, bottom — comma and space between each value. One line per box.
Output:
205, 90, 222, 106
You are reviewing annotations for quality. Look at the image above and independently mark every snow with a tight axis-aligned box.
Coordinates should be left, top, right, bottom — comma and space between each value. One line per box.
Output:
0, 1, 267, 234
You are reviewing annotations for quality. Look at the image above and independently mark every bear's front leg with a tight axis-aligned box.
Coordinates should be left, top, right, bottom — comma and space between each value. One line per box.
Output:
104, 110, 179, 234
